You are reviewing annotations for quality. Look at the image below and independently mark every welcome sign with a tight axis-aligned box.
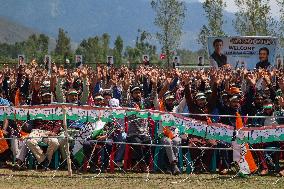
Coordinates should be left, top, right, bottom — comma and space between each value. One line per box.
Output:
207, 36, 278, 70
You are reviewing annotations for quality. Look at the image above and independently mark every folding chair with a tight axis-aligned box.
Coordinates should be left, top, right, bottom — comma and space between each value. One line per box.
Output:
185, 149, 217, 174
123, 116, 154, 172
27, 141, 60, 169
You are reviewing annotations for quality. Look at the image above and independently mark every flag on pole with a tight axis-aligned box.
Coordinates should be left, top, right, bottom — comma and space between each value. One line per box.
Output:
160, 53, 166, 60
232, 112, 257, 175
72, 120, 106, 165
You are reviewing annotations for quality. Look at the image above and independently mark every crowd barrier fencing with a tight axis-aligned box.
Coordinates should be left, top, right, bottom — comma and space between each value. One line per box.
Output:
1, 104, 284, 177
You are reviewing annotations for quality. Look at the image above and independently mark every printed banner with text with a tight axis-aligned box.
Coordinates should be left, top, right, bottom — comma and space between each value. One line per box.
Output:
207, 36, 278, 70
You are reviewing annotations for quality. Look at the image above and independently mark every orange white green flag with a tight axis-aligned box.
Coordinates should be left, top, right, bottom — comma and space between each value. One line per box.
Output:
232, 112, 257, 175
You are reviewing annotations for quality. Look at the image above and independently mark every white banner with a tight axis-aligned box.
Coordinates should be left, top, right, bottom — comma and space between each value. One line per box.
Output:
207, 36, 278, 70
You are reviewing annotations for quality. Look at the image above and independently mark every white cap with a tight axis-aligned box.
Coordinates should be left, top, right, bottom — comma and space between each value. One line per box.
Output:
109, 98, 120, 108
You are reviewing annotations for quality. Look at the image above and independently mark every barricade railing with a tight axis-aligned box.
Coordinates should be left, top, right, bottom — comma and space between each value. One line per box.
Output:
0, 104, 284, 178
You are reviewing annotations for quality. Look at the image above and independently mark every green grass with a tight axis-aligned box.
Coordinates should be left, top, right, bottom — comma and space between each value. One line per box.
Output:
0, 169, 284, 189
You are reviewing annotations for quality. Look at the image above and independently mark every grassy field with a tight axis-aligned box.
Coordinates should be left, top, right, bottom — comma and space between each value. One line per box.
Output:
0, 169, 284, 189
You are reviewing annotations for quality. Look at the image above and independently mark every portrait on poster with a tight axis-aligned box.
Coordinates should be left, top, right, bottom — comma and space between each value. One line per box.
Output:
18, 55, 25, 66
75, 55, 83, 68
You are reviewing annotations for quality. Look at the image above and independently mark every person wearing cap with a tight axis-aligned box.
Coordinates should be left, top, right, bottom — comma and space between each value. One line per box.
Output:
217, 94, 242, 174
93, 93, 104, 106
57, 87, 86, 165
66, 89, 80, 104
26, 89, 63, 170
82, 97, 124, 172
55, 67, 89, 105
204, 88, 212, 99
216, 92, 229, 116
217, 74, 262, 174
252, 99, 284, 176
94, 98, 126, 171
102, 90, 112, 106
242, 93, 264, 126
108, 98, 126, 167
80, 93, 106, 173
220, 85, 256, 167
155, 90, 181, 175
184, 77, 219, 173
123, 84, 156, 172
55, 69, 90, 166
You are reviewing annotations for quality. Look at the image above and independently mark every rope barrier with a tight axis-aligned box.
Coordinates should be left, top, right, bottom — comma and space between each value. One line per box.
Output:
3, 136, 284, 152
1, 104, 284, 119
1, 104, 284, 181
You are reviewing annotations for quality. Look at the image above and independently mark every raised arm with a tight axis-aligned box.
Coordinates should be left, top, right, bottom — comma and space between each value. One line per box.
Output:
55, 68, 66, 103
80, 67, 90, 105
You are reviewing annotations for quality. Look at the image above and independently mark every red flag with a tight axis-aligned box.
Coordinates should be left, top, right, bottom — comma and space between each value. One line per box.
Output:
14, 89, 20, 106
160, 53, 166, 60
0, 130, 9, 154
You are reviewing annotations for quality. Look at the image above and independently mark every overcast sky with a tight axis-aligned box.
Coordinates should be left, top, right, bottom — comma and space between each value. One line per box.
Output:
196, 0, 280, 18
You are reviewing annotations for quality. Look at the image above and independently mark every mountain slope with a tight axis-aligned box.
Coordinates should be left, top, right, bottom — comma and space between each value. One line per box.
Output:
0, 17, 40, 44
0, 0, 235, 50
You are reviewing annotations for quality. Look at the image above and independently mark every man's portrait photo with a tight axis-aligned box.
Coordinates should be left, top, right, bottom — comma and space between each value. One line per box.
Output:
143, 55, 150, 66
75, 55, 83, 68
256, 47, 271, 69
18, 55, 25, 66
198, 56, 204, 66
44, 55, 51, 72
172, 56, 180, 68
107, 56, 114, 67
276, 57, 283, 70
210, 38, 228, 67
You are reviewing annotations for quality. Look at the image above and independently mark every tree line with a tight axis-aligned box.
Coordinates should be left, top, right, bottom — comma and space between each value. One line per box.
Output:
1, 0, 283, 67
198, 0, 284, 50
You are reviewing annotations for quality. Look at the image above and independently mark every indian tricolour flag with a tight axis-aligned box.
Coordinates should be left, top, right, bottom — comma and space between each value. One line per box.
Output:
232, 112, 257, 175
72, 120, 105, 165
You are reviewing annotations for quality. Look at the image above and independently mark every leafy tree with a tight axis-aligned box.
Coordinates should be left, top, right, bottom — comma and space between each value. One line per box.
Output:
24, 34, 49, 63
233, 0, 276, 36
76, 35, 107, 64
124, 30, 158, 65
38, 34, 49, 54
114, 36, 124, 65
198, 0, 226, 50
151, 0, 186, 67
55, 28, 72, 57
277, 0, 284, 48
101, 33, 110, 62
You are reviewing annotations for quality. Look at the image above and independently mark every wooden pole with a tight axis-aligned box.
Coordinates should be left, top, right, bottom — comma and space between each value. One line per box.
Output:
62, 106, 72, 177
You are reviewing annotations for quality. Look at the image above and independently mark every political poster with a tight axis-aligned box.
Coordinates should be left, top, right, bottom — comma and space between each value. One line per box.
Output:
207, 36, 278, 70
75, 55, 83, 68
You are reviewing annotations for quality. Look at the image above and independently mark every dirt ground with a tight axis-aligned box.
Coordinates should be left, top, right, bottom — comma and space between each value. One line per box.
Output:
0, 169, 283, 189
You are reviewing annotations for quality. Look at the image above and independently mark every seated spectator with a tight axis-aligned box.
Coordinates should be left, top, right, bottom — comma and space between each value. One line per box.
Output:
252, 99, 284, 176
26, 90, 63, 170
123, 84, 155, 172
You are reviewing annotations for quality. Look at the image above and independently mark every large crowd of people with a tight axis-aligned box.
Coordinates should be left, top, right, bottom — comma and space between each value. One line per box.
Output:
0, 58, 284, 177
